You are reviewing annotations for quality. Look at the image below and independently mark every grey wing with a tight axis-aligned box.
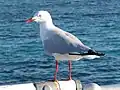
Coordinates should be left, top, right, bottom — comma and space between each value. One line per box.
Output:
43, 29, 91, 55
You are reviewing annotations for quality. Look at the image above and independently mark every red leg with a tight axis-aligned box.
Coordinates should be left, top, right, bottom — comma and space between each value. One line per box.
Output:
54, 60, 58, 81
68, 60, 72, 80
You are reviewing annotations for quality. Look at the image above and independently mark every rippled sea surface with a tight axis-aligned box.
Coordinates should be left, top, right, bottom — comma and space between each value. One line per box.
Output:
0, 0, 120, 85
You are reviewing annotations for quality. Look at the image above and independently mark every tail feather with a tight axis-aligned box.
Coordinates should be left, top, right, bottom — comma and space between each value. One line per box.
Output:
69, 49, 105, 56
88, 49, 105, 56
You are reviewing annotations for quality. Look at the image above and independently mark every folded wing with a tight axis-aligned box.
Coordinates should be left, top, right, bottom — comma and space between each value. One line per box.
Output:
43, 28, 91, 55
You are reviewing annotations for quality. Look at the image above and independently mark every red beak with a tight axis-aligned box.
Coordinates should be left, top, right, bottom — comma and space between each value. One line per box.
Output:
26, 18, 34, 23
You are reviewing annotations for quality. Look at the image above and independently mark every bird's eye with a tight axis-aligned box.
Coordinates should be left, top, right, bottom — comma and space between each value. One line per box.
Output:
38, 14, 41, 17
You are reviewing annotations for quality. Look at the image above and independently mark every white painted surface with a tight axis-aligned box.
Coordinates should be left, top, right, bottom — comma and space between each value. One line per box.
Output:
34, 80, 76, 90
0, 83, 36, 90
83, 83, 120, 90
58, 80, 76, 90
0, 80, 120, 90
83, 83, 101, 90
101, 84, 120, 90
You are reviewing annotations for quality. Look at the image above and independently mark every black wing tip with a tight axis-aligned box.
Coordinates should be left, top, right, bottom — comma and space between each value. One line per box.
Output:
88, 49, 105, 56
69, 50, 105, 56
96, 52, 105, 56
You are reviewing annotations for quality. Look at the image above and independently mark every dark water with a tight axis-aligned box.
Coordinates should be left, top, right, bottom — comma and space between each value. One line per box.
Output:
0, 0, 120, 85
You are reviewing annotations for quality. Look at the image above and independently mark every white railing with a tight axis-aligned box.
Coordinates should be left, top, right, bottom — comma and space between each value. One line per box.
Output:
0, 80, 120, 90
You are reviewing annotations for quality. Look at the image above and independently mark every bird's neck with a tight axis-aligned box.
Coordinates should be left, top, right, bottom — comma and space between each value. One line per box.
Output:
39, 21, 55, 41
39, 20, 54, 30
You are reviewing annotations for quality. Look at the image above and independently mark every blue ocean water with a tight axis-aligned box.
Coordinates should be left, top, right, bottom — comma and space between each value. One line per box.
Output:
0, 0, 120, 85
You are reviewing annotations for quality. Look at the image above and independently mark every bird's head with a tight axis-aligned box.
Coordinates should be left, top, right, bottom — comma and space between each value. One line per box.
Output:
26, 10, 52, 23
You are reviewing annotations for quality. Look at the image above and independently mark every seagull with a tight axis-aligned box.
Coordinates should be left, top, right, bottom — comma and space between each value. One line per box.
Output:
26, 10, 105, 80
